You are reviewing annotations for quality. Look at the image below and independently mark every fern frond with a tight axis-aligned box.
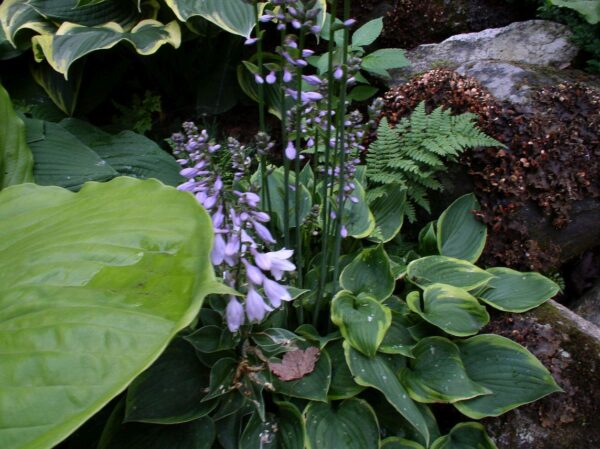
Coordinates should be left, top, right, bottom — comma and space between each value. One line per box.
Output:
366, 101, 501, 221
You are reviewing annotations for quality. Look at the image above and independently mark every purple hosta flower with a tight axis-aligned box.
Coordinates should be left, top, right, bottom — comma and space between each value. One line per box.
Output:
285, 141, 296, 160
172, 124, 297, 332
283, 68, 293, 83
252, 248, 296, 280
343, 18, 357, 27
255, 74, 265, 84
243, 259, 265, 285
263, 278, 292, 308
226, 297, 245, 332
245, 37, 258, 45
246, 288, 272, 322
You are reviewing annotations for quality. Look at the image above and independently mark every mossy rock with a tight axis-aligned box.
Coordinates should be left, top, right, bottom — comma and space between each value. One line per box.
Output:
484, 300, 600, 448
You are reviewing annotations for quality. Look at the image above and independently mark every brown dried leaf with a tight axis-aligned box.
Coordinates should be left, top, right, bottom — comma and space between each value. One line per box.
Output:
268, 347, 320, 381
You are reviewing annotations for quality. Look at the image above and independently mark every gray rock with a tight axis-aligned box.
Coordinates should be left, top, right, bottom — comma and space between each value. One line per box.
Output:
455, 60, 600, 106
572, 281, 600, 328
391, 20, 578, 84
484, 300, 600, 449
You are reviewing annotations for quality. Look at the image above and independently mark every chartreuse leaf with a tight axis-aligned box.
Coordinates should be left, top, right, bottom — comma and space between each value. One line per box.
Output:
0, 83, 34, 188
477, 268, 559, 312
352, 17, 383, 47
102, 417, 215, 449
327, 340, 365, 400
0, 177, 217, 449
305, 399, 379, 449
407, 256, 494, 290
454, 334, 562, 418
125, 338, 215, 424
344, 343, 430, 445
240, 402, 304, 449
340, 245, 395, 301
549, 0, 600, 24
400, 337, 491, 403
437, 194, 487, 262
361, 48, 410, 78
381, 437, 426, 449
406, 284, 490, 337
271, 348, 331, 402
331, 291, 391, 357
164, 0, 263, 37
431, 422, 497, 449
368, 184, 406, 243
33, 20, 181, 78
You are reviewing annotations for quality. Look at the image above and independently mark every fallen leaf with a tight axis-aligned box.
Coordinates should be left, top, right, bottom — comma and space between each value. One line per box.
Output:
268, 347, 320, 381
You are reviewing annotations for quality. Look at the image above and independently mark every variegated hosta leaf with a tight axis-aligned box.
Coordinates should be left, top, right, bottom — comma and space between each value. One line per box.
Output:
28, 0, 139, 29
32, 20, 181, 78
163, 0, 265, 37
76, 0, 142, 10
0, 0, 56, 50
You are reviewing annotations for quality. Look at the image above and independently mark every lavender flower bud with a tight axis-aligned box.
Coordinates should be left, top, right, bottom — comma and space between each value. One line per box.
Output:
334, 66, 344, 80
266, 71, 277, 84
226, 297, 245, 332
244, 37, 258, 45
255, 74, 264, 84
285, 141, 296, 160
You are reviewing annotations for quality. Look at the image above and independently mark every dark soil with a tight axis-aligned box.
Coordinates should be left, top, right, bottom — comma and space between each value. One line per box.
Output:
340, 0, 535, 49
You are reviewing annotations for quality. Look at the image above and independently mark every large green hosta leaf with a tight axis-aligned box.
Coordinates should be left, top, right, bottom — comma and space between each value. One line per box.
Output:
0, 83, 34, 189
477, 268, 559, 313
304, 399, 380, 449
25, 118, 182, 190
431, 422, 497, 449
436, 194, 486, 263
164, 0, 264, 37
454, 334, 561, 418
0, 177, 217, 449
407, 256, 493, 291
406, 284, 490, 337
331, 291, 391, 357
33, 20, 181, 78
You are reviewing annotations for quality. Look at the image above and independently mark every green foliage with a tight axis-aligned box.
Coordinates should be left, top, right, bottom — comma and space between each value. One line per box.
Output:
0, 82, 34, 188
366, 104, 503, 222
548, 0, 600, 24
0, 177, 218, 449
24, 117, 183, 189
112, 91, 161, 134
